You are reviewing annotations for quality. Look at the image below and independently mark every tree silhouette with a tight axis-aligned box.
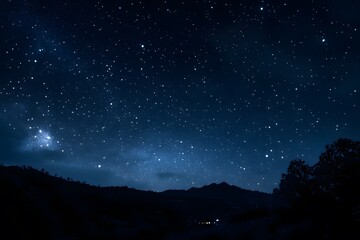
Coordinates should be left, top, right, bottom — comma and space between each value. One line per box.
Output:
275, 159, 313, 203
273, 138, 360, 238
313, 138, 360, 205
275, 138, 360, 206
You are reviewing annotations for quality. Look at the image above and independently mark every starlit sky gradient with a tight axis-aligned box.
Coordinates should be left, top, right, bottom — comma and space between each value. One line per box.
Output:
0, 0, 359, 192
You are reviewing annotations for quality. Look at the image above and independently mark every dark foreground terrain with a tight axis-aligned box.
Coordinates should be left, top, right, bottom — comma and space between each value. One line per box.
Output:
1, 165, 274, 239
0, 139, 359, 239
0, 166, 357, 239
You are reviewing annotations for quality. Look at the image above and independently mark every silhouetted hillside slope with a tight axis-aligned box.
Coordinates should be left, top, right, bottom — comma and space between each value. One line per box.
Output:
163, 182, 271, 207
161, 182, 272, 222
0, 165, 273, 239
2, 154, 358, 240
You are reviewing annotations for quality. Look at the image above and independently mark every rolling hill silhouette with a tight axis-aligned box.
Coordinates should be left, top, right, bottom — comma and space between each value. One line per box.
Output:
1, 152, 359, 240
0, 165, 276, 239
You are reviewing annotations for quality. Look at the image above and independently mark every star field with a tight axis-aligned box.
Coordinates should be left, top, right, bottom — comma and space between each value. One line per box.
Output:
0, 0, 359, 192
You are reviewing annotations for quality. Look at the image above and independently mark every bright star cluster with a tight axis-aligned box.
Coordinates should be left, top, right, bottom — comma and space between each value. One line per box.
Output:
0, 0, 359, 192
22, 129, 57, 151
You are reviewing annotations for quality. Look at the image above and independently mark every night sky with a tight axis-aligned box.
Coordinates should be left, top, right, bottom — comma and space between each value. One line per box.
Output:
1, 0, 359, 192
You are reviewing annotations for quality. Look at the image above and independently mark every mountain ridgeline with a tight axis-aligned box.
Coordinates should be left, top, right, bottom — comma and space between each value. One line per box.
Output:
0, 138, 359, 239
0, 165, 272, 239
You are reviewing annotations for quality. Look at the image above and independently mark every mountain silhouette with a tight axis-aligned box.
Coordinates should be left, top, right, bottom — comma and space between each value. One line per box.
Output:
1, 159, 359, 239
0, 165, 273, 239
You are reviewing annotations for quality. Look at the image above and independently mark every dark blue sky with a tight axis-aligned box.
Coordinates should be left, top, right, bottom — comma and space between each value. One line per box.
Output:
0, 0, 359, 192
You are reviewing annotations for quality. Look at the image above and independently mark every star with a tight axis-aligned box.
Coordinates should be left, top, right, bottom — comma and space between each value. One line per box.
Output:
0, 0, 358, 193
